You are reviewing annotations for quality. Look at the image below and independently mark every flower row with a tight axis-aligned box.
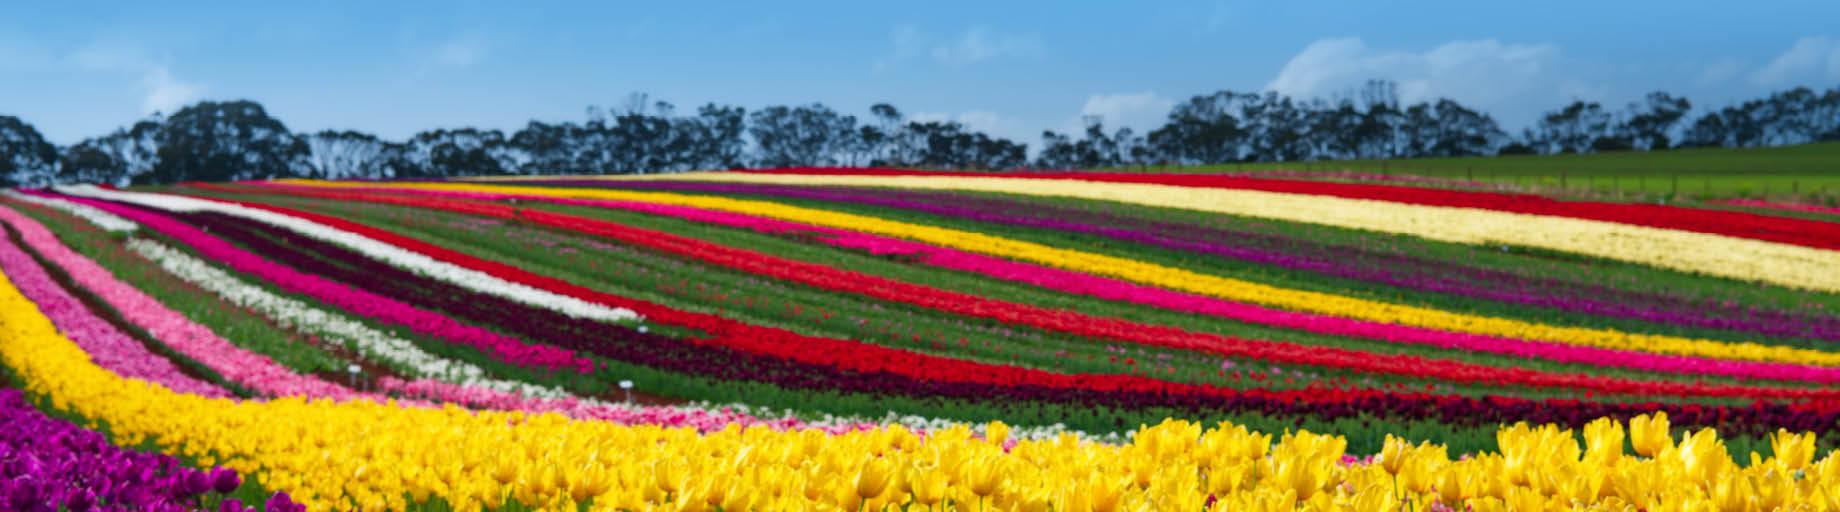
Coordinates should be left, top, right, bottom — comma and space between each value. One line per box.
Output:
155, 185, 1840, 436
283, 179, 1840, 370
0, 389, 303, 512
734, 167, 1840, 253
564, 179, 1840, 342
47, 189, 597, 374
568, 171, 1840, 293
59, 185, 641, 324
299, 181, 1840, 387
6, 276, 1840, 511
15, 190, 1100, 440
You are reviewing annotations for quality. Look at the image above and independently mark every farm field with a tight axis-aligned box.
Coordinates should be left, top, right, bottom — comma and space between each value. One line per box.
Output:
1143, 141, 1840, 204
4, 169, 1840, 510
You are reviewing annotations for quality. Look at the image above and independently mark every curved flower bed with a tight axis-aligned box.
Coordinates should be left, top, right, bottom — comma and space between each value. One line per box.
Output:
274, 180, 1840, 370
240, 181, 1840, 387
0, 202, 360, 399
538, 171, 1840, 293
82, 187, 1840, 438
5, 268, 1840, 511
0, 390, 303, 512
726, 168, 1840, 252
0, 217, 225, 398
551, 179, 1840, 342
47, 190, 596, 374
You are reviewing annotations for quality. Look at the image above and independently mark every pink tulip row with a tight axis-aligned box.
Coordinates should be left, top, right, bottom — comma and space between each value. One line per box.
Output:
373, 377, 880, 434
305, 184, 1840, 385
6, 194, 889, 434
0, 200, 364, 398
0, 206, 227, 398
49, 192, 596, 374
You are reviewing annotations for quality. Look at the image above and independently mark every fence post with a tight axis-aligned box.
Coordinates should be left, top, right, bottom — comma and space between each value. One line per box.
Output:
1672, 175, 1678, 197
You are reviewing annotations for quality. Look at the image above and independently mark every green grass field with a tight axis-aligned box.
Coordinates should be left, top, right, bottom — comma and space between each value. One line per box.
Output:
1146, 141, 1840, 202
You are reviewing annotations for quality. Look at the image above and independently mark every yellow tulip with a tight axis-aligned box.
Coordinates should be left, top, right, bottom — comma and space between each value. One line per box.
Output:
1630, 412, 1672, 458
1377, 435, 1411, 475
1584, 417, 1626, 466
907, 465, 950, 506
853, 457, 894, 500
1769, 429, 1816, 471
985, 421, 1011, 447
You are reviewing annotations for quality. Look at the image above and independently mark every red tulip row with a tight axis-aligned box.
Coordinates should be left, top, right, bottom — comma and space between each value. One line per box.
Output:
738, 168, 1840, 252
186, 183, 1840, 402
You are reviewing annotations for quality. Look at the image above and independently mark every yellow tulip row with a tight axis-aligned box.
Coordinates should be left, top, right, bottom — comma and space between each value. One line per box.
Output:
6, 267, 1840, 511
297, 179, 1840, 369
558, 172, 1840, 293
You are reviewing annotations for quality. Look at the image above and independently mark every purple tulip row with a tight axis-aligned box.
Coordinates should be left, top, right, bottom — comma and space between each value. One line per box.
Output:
0, 390, 303, 512
545, 180, 1840, 343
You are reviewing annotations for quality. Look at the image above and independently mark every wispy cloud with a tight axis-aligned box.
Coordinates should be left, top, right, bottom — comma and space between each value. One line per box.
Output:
930, 26, 1043, 64
69, 41, 206, 115
1079, 92, 1173, 131
1749, 36, 1840, 86
433, 37, 485, 68
140, 68, 206, 115
1264, 37, 1586, 128
877, 25, 1043, 69
1695, 58, 1746, 85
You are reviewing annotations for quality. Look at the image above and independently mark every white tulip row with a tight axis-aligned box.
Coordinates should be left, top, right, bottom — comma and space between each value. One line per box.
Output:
56, 185, 642, 324
2, 190, 139, 232
126, 237, 575, 400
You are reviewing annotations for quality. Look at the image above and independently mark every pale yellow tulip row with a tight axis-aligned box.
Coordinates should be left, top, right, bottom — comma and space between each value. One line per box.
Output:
4, 267, 1840, 511
551, 172, 1840, 293
282, 179, 1840, 369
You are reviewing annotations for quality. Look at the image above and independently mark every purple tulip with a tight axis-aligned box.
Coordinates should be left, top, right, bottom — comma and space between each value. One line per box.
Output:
184, 469, 212, 496
211, 467, 241, 494
266, 490, 305, 512
64, 489, 96, 512
219, 497, 248, 512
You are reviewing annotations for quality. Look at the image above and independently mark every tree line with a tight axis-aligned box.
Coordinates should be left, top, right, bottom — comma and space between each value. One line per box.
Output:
3, 83, 1838, 186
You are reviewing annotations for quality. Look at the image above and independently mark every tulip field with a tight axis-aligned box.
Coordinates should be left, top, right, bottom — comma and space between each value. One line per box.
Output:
5, 170, 1840, 511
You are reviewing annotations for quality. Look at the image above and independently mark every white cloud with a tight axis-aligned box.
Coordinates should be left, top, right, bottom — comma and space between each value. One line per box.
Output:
931, 26, 1043, 64
1695, 58, 1746, 85
877, 26, 1043, 68
1079, 92, 1174, 133
907, 109, 1038, 146
140, 67, 205, 115
1265, 37, 1590, 129
434, 37, 485, 68
1268, 38, 1567, 104
1749, 36, 1840, 86
69, 42, 206, 115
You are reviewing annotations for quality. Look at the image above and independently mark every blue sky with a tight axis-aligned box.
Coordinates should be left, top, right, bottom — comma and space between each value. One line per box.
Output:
4, 1, 1838, 148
